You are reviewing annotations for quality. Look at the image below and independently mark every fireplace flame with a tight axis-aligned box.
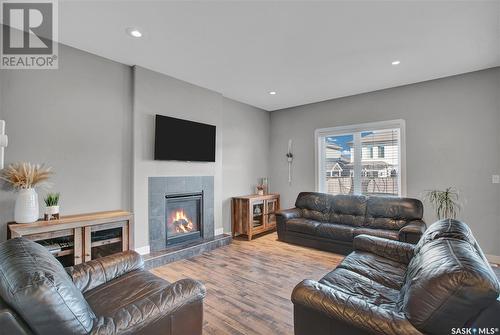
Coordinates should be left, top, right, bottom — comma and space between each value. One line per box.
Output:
170, 209, 194, 233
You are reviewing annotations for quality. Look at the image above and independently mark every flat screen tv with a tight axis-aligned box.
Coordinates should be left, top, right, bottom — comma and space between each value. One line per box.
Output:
154, 115, 216, 162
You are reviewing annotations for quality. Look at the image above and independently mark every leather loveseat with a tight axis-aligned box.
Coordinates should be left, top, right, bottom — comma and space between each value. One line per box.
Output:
0, 237, 206, 335
277, 192, 426, 254
292, 219, 500, 335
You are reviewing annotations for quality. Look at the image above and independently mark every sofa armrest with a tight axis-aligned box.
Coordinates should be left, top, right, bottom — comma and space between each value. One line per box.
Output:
0, 300, 32, 335
399, 220, 426, 244
353, 234, 415, 264
66, 250, 144, 293
90, 278, 206, 335
276, 208, 302, 220
276, 208, 303, 239
292, 280, 420, 335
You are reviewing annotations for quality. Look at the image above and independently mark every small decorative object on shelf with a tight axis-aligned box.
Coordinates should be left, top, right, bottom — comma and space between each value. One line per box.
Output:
0, 162, 52, 223
256, 184, 265, 195
261, 177, 269, 194
286, 139, 294, 185
44, 192, 60, 220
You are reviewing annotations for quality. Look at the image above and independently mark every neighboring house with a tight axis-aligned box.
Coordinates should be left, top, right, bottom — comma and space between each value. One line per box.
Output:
325, 143, 351, 177
347, 131, 399, 178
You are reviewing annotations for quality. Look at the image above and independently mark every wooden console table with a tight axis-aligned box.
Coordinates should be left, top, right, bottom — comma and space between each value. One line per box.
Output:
8, 210, 133, 266
232, 194, 280, 240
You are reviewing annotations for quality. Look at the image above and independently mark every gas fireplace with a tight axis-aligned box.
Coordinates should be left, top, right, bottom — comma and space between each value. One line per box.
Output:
165, 192, 203, 246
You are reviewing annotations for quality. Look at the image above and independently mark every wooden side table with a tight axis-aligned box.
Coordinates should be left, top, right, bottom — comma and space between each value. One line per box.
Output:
8, 210, 133, 266
232, 194, 280, 240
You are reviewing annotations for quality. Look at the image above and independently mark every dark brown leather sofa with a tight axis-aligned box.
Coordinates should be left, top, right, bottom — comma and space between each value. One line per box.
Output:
277, 192, 426, 254
292, 219, 500, 335
0, 237, 205, 335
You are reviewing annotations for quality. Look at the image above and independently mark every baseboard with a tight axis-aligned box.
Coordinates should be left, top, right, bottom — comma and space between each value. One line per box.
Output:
135, 245, 150, 255
486, 254, 500, 266
215, 227, 224, 236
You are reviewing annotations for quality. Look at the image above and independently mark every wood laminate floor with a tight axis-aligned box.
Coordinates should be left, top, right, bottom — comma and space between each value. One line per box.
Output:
151, 233, 500, 335
151, 232, 343, 335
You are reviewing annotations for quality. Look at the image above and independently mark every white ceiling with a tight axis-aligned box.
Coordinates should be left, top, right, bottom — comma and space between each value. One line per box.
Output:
57, 1, 500, 111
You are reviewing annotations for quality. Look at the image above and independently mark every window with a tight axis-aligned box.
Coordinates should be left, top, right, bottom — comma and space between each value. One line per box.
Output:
368, 146, 374, 158
378, 146, 385, 158
315, 120, 405, 197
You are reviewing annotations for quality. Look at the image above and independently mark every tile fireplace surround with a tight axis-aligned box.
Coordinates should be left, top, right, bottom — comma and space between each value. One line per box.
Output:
148, 176, 215, 252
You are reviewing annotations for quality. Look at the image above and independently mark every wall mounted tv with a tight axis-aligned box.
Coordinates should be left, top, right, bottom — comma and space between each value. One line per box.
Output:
154, 115, 216, 162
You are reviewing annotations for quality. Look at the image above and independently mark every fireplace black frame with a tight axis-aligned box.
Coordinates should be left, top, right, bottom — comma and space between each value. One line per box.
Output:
165, 191, 204, 246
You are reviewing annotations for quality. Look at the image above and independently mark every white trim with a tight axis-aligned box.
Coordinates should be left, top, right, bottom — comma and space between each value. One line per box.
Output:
486, 254, 500, 265
135, 245, 150, 255
215, 227, 224, 236
314, 119, 407, 196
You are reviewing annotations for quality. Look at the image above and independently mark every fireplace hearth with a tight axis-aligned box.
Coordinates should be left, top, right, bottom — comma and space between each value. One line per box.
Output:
165, 192, 203, 246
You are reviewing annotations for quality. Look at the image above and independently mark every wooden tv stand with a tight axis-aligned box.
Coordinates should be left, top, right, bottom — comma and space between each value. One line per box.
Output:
7, 210, 133, 266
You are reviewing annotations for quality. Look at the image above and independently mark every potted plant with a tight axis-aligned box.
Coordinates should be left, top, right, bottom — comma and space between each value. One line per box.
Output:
44, 192, 60, 220
424, 187, 461, 220
0, 162, 52, 223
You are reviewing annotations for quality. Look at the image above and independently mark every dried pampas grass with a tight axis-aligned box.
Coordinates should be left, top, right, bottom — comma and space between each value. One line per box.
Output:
0, 162, 52, 190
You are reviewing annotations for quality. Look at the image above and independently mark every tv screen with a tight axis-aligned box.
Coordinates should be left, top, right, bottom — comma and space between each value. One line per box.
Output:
154, 115, 216, 162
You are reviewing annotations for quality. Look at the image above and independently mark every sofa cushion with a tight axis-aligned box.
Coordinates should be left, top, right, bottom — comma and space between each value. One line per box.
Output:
85, 270, 170, 316
320, 267, 399, 309
354, 227, 399, 241
302, 209, 330, 222
365, 197, 423, 230
295, 192, 332, 222
316, 223, 354, 242
338, 251, 407, 290
0, 238, 96, 334
329, 194, 367, 227
399, 237, 500, 334
87, 271, 206, 334
295, 192, 332, 212
287, 218, 321, 235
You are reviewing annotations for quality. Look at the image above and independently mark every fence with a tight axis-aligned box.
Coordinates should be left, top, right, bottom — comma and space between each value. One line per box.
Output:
326, 176, 398, 196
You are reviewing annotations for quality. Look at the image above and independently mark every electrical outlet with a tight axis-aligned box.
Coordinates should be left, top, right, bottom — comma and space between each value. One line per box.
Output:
492, 175, 500, 184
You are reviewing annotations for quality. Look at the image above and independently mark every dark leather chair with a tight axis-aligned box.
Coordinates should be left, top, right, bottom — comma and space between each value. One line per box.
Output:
0, 237, 205, 335
277, 192, 426, 254
292, 219, 500, 335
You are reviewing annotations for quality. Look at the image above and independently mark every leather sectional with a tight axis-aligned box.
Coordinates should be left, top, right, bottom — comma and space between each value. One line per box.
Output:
292, 219, 500, 335
277, 192, 427, 254
0, 238, 205, 335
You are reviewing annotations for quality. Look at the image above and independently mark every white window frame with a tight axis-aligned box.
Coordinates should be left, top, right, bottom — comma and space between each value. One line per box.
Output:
314, 119, 406, 197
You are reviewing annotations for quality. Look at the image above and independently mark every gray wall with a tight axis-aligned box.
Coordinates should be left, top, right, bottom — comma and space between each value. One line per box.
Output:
133, 66, 270, 249
269, 67, 500, 255
221, 98, 271, 233
133, 66, 224, 250
0, 44, 133, 240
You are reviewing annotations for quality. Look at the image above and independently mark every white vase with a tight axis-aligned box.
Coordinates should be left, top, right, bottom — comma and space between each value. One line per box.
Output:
14, 188, 39, 223
45, 205, 59, 215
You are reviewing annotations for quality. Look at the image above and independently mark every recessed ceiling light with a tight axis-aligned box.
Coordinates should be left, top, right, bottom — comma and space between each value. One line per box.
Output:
126, 27, 143, 38
269, 91, 277, 95
391, 60, 401, 65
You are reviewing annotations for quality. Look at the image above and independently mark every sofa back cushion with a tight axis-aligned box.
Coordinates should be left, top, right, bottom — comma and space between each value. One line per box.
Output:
399, 220, 499, 334
328, 194, 367, 227
365, 196, 423, 230
295, 192, 332, 222
0, 238, 96, 334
